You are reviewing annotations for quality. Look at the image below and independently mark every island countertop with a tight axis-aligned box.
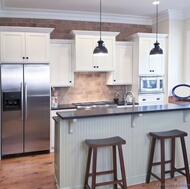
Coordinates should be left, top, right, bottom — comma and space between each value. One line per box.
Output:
57, 103, 190, 120
54, 103, 190, 189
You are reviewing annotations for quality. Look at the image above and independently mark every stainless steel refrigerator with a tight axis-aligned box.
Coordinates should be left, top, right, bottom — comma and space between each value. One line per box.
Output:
1, 64, 50, 157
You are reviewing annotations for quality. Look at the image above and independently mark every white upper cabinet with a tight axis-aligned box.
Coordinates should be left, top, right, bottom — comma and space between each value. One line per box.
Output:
106, 42, 133, 85
50, 40, 74, 87
71, 30, 119, 72
139, 38, 165, 75
127, 33, 168, 76
0, 27, 53, 63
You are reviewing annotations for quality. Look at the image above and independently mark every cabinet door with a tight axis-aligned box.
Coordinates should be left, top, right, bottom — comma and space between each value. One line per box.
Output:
139, 39, 151, 75
1, 32, 25, 62
74, 35, 94, 71
25, 33, 50, 62
106, 42, 133, 85
50, 41, 73, 86
50, 110, 57, 152
94, 36, 115, 71
139, 38, 165, 75
149, 38, 165, 74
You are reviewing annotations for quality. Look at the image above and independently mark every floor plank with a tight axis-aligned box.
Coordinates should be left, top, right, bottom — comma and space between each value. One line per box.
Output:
0, 153, 189, 189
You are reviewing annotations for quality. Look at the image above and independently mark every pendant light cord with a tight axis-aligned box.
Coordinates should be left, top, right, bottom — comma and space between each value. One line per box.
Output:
100, 0, 102, 41
156, 3, 158, 43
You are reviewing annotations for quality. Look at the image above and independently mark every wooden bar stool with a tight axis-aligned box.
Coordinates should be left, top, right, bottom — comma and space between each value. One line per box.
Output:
84, 136, 127, 189
146, 129, 190, 189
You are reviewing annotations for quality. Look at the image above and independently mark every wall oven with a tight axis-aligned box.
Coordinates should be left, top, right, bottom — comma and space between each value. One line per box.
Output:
139, 76, 164, 94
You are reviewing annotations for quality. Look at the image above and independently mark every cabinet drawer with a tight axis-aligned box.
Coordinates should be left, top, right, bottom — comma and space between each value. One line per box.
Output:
138, 94, 164, 105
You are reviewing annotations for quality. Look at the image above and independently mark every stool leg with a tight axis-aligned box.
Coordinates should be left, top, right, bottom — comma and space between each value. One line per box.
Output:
118, 144, 127, 189
180, 137, 190, 189
84, 147, 92, 189
92, 147, 97, 189
170, 138, 175, 178
160, 139, 165, 189
113, 145, 118, 189
146, 138, 156, 183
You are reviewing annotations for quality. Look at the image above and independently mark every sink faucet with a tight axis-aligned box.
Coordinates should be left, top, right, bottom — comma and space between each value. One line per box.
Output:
124, 91, 135, 107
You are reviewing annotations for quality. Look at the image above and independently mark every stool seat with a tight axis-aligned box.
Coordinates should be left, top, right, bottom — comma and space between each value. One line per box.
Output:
85, 136, 126, 147
146, 129, 190, 189
84, 136, 127, 189
149, 129, 187, 139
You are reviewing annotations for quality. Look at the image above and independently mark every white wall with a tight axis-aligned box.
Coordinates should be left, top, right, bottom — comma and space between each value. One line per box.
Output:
184, 18, 190, 83
158, 18, 184, 96
158, 20, 169, 99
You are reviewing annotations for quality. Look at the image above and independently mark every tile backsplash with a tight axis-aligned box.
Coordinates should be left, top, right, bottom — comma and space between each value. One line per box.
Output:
51, 72, 126, 104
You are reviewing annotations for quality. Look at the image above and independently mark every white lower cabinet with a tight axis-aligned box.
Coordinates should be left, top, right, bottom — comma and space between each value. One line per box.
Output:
106, 41, 133, 85
50, 109, 76, 152
50, 40, 74, 87
138, 94, 164, 105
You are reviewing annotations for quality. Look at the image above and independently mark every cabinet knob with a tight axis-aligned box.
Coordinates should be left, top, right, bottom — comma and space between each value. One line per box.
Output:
23, 57, 25, 59
69, 81, 72, 83
97, 66, 99, 68
26, 57, 29, 59
142, 99, 146, 101
114, 80, 116, 82
156, 98, 160, 100
94, 66, 96, 68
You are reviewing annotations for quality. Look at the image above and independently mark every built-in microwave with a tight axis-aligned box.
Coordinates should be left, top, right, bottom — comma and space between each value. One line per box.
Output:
139, 76, 164, 93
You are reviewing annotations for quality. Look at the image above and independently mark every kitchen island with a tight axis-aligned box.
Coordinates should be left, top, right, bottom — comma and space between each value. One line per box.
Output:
54, 104, 190, 189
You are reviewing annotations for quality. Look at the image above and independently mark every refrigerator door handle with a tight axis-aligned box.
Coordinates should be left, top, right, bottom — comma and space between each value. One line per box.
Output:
21, 82, 24, 120
25, 82, 28, 120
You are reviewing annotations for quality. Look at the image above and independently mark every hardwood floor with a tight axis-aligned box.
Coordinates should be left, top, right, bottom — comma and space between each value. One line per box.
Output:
0, 153, 189, 189
0, 153, 56, 189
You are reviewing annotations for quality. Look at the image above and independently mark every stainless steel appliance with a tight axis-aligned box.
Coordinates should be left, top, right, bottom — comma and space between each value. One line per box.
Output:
72, 101, 117, 110
1, 64, 50, 157
139, 75, 164, 94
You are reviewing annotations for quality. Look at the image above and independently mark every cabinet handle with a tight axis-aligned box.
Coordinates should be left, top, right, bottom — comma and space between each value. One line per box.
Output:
150, 70, 154, 72
156, 98, 160, 100
142, 99, 146, 101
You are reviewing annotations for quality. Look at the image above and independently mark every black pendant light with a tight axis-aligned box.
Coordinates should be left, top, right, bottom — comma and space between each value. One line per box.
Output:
93, 0, 108, 56
150, 0, 163, 55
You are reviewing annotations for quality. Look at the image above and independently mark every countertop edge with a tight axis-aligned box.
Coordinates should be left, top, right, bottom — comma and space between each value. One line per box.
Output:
56, 104, 190, 120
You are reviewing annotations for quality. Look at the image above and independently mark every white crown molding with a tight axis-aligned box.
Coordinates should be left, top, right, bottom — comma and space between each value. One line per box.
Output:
168, 9, 185, 20
151, 9, 190, 24
0, 8, 152, 25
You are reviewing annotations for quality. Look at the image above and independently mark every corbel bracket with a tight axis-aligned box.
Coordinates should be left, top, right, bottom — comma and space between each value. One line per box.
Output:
131, 114, 143, 127
183, 110, 190, 122
68, 119, 77, 134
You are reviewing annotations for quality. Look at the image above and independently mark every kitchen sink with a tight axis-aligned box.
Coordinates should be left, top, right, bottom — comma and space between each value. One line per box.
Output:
117, 104, 139, 108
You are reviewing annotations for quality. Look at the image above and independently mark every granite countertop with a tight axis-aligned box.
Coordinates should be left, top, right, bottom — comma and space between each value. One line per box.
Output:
51, 104, 76, 110
56, 103, 190, 120
51, 101, 137, 110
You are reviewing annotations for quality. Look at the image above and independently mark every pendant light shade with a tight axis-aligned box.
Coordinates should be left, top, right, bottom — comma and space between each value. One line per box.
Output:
93, 0, 108, 56
150, 41, 163, 55
93, 40, 108, 55
150, 0, 163, 55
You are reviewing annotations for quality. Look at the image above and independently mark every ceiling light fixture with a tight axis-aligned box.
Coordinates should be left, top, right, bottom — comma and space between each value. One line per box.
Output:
150, 0, 163, 55
93, 0, 108, 56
